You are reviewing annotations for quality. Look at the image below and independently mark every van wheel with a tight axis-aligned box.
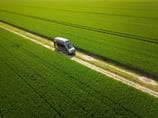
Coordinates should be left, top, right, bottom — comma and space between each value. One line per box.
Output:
66, 51, 69, 55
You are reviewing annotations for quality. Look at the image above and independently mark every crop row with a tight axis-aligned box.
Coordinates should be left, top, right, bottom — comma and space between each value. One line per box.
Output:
0, 9, 157, 44
0, 28, 158, 117
0, 0, 157, 39
0, 9, 158, 78
1, 28, 135, 117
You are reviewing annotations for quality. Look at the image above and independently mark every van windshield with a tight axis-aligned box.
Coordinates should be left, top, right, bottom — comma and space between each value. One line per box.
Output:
67, 43, 73, 49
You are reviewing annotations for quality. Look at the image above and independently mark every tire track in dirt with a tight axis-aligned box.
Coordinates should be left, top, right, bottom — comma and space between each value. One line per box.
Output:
0, 23, 158, 98
1, 19, 158, 80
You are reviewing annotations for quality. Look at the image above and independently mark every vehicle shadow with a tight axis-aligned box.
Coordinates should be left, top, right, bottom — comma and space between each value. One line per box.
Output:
54, 48, 74, 58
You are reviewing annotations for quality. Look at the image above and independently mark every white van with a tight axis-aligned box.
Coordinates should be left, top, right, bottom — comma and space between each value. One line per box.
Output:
54, 37, 76, 55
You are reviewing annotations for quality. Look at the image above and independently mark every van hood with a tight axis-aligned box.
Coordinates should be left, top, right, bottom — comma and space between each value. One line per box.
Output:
68, 47, 75, 54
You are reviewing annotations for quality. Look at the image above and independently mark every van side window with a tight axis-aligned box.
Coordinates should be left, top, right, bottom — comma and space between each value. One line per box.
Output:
65, 41, 69, 43
57, 43, 65, 48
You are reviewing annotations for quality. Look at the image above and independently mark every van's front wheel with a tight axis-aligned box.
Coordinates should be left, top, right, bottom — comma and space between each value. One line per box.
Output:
66, 51, 69, 55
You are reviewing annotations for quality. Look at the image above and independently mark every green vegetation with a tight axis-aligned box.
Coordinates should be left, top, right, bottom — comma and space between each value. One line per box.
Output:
1, 28, 158, 117
0, 0, 158, 78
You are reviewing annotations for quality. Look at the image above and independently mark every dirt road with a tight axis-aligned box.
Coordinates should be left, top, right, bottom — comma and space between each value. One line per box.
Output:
0, 21, 158, 98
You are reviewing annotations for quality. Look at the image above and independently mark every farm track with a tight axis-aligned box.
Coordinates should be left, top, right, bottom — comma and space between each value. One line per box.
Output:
0, 9, 158, 44
0, 21, 158, 98
0, 40, 140, 117
1, 19, 158, 79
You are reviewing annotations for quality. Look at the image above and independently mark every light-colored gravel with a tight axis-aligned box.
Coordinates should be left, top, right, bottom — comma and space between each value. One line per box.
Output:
76, 52, 158, 86
0, 23, 157, 98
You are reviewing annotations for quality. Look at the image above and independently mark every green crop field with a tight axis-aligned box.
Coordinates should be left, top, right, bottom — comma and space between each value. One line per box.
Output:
0, 0, 158, 78
0, 28, 158, 118
0, 0, 158, 117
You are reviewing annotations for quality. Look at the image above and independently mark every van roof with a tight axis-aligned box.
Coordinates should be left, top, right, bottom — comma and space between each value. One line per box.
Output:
54, 37, 69, 42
